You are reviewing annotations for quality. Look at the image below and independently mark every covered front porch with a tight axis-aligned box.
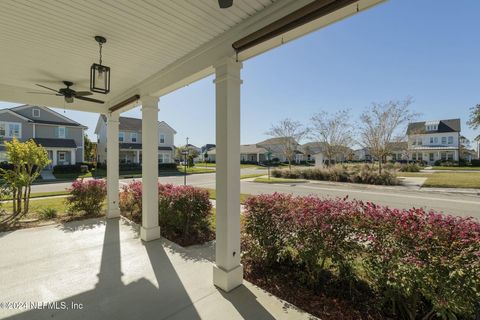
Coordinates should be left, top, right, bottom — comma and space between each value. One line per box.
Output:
0, 0, 385, 315
0, 217, 310, 319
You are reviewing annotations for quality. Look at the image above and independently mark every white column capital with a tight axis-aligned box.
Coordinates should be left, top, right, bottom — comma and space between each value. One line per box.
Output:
213, 57, 243, 85
106, 112, 119, 123
141, 96, 159, 109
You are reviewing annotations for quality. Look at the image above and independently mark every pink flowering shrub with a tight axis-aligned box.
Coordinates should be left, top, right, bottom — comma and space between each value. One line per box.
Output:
119, 182, 213, 245
243, 193, 480, 318
65, 179, 107, 215
158, 184, 212, 245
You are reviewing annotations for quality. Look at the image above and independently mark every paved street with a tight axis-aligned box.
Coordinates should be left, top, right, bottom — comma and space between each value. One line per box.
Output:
30, 169, 480, 219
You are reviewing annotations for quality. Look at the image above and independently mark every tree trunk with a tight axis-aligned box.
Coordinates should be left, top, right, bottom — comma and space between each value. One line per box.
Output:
288, 159, 292, 171
378, 158, 382, 174
24, 185, 32, 214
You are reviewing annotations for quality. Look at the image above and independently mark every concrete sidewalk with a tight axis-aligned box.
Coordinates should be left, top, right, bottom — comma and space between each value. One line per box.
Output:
0, 217, 314, 320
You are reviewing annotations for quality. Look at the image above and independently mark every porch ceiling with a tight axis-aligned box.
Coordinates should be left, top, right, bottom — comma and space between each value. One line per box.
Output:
0, 0, 384, 113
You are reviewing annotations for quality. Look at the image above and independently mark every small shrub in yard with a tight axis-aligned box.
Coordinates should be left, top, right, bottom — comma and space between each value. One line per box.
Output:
398, 163, 420, 172
242, 193, 480, 319
158, 184, 213, 246
119, 182, 213, 246
65, 179, 107, 216
38, 207, 58, 219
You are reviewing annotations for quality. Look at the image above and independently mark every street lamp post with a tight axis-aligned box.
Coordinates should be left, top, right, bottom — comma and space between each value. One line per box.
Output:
183, 137, 190, 185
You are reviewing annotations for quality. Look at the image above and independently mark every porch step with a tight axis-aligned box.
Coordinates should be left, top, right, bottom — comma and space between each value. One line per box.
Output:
40, 170, 56, 181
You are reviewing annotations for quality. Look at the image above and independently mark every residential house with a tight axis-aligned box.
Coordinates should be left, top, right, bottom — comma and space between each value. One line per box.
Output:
95, 115, 176, 164
206, 144, 268, 163
0, 105, 86, 168
301, 142, 352, 164
200, 144, 216, 161
407, 119, 461, 165
387, 141, 408, 161
354, 147, 372, 162
256, 137, 303, 163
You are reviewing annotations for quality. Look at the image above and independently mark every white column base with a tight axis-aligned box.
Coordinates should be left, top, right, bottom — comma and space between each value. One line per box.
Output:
140, 226, 160, 242
107, 207, 120, 219
213, 264, 243, 292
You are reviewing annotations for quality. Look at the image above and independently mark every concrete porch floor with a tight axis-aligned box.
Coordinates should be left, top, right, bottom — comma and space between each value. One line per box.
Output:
0, 218, 314, 320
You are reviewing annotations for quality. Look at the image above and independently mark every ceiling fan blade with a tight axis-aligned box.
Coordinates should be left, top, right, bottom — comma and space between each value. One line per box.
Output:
74, 91, 93, 96
75, 96, 104, 104
35, 84, 60, 93
27, 92, 57, 95
218, 0, 233, 8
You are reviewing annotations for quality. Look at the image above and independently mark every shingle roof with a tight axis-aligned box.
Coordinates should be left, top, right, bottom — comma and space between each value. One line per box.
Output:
257, 137, 298, 146
33, 138, 77, 148
407, 119, 461, 134
100, 115, 176, 133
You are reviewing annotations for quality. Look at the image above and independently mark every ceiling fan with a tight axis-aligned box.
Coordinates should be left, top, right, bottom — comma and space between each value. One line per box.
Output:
218, 0, 233, 8
28, 81, 104, 104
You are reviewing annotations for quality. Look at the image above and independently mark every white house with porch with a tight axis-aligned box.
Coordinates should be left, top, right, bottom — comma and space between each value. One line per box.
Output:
95, 115, 176, 165
0, 0, 385, 316
407, 119, 461, 165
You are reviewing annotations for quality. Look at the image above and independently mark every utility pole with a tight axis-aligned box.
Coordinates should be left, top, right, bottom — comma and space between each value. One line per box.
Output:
183, 137, 189, 185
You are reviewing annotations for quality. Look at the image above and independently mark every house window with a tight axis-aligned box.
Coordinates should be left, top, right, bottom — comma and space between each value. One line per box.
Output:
412, 138, 416, 145
448, 136, 453, 144
119, 132, 125, 142
164, 154, 170, 163
131, 132, 137, 143
412, 153, 417, 161
8, 123, 21, 138
441, 137, 447, 144
441, 152, 447, 160
32, 109, 40, 117
429, 153, 434, 162
158, 153, 164, 163
417, 138, 422, 145
434, 137, 438, 144
447, 152, 454, 160
58, 152, 66, 162
0, 122, 5, 137
57, 126, 66, 139
430, 137, 434, 144
159, 134, 165, 144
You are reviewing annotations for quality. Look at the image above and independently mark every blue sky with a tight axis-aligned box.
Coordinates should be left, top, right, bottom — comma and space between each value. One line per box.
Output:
1, 0, 479, 148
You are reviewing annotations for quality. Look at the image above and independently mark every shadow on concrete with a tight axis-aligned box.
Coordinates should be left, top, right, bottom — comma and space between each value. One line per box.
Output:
219, 285, 276, 320
3, 217, 279, 320
4, 218, 200, 320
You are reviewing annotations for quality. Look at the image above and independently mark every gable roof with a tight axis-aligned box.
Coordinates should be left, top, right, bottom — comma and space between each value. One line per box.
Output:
407, 119, 461, 135
98, 115, 176, 133
9, 105, 86, 127
0, 109, 32, 121
257, 137, 299, 146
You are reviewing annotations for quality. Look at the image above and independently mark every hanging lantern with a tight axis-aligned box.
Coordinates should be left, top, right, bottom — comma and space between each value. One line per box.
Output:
90, 36, 110, 94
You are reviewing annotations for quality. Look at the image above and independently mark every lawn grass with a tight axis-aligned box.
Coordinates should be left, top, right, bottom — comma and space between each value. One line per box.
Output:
430, 166, 480, 171
177, 166, 215, 174
204, 188, 251, 203
423, 172, 480, 188
2, 191, 70, 201
53, 172, 93, 180
2, 197, 69, 217
253, 177, 308, 184
396, 172, 432, 178
240, 173, 266, 180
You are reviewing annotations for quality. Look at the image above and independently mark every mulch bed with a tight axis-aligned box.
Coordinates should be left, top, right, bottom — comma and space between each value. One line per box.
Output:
243, 260, 386, 320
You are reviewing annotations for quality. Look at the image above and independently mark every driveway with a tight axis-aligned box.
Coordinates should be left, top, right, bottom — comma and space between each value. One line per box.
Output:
0, 217, 312, 320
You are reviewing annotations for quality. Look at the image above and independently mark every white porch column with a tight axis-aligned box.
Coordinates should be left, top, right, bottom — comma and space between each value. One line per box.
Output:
106, 113, 120, 218
213, 57, 243, 292
52, 150, 57, 167
135, 150, 140, 164
140, 96, 160, 242
71, 150, 76, 165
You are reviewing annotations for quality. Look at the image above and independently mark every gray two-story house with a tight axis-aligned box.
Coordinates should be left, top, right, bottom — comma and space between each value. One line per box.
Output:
95, 115, 176, 164
0, 105, 86, 168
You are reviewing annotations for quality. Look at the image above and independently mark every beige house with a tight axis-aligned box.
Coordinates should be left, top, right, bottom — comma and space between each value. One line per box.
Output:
207, 144, 268, 163
95, 115, 176, 164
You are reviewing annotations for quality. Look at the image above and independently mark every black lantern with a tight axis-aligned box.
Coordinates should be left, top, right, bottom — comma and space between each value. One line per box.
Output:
90, 36, 110, 94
